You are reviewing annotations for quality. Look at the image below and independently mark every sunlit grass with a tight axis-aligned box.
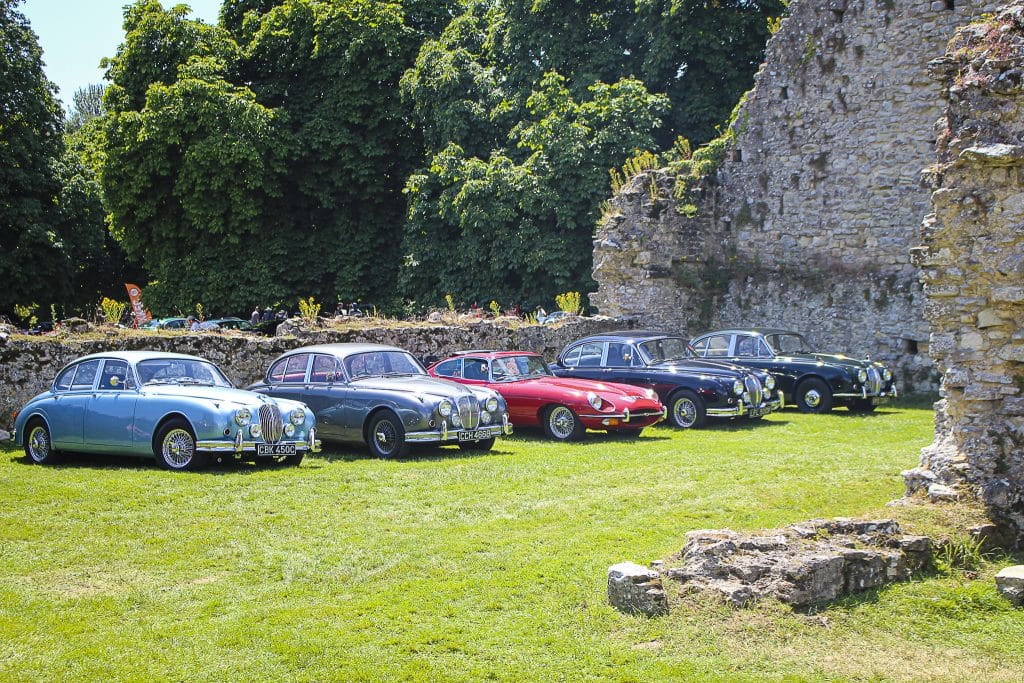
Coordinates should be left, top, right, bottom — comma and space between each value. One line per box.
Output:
1, 401, 1021, 681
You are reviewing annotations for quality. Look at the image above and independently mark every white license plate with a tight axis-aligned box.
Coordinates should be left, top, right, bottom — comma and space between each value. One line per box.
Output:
747, 407, 768, 418
257, 443, 297, 456
457, 430, 491, 442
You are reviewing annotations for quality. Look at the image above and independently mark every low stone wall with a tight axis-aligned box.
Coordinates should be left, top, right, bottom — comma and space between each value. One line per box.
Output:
0, 317, 628, 431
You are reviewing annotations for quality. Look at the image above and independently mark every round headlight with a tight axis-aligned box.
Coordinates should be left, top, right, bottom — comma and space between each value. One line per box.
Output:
283, 423, 296, 437
882, 368, 892, 381
733, 380, 744, 395
587, 392, 602, 410
290, 408, 305, 426
645, 387, 657, 400
451, 411, 462, 427
438, 400, 452, 417
234, 408, 252, 426
480, 411, 492, 425
764, 375, 776, 390
485, 397, 498, 413
249, 423, 262, 438
857, 369, 868, 383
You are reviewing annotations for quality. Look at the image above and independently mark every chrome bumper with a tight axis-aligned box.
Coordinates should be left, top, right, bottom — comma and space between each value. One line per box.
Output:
578, 407, 666, 423
835, 385, 898, 400
198, 427, 321, 454
405, 415, 512, 444
707, 392, 784, 418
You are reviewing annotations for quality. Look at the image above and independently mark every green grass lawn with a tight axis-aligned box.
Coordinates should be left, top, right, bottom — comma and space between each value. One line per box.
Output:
1, 402, 1022, 682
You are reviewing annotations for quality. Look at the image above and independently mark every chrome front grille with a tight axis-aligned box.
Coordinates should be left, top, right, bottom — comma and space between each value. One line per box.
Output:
457, 396, 480, 429
259, 404, 284, 443
866, 367, 882, 395
744, 376, 763, 406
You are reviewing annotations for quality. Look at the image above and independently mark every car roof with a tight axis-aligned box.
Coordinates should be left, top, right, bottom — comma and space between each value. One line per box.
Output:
63, 351, 207, 364
276, 343, 408, 359
446, 350, 542, 360
568, 330, 687, 344
693, 328, 801, 338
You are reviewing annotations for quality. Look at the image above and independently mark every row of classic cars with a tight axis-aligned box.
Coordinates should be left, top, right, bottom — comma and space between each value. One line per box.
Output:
13, 328, 898, 469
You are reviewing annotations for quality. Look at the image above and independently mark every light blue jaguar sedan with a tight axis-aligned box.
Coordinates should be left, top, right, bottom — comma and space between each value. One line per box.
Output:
14, 351, 319, 470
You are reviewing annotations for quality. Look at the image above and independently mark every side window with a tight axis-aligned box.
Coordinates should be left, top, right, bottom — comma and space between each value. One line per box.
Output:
70, 360, 101, 390
562, 345, 583, 367
283, 354, 311, 383
577, 342, 604, 367
98, 360, 130, 391
310, 355, 340, 383
734, 335, 759, 357
692, 338, 709, 356
606, 342, 632, 367
705, 336, 731, 357
463, 359, 489, 381
433, 359, 462, 378
268, 359, 287, 383
756, 338, 773, 358
54, 365, 76, 392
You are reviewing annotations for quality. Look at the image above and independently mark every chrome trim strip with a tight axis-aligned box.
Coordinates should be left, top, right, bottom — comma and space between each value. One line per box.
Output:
578, 410, 664, 420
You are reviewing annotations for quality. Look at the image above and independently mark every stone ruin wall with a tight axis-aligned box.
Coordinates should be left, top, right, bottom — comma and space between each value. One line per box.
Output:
905, 3, 1024, 533
0, 318, 626, 432
593, 0, 1001, 392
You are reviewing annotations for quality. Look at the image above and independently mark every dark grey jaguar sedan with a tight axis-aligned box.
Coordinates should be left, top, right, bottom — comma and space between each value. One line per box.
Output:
249, 343, 512, 458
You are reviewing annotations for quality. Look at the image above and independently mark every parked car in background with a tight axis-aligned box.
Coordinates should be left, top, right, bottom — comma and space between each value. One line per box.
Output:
199, 317, 254, 332
249, 344, 512, 458
550, 331, 782, 429
690, 328, 897, 413
14, 351, 318, 470
428, 351, 665, 441
140, 317, 188, 331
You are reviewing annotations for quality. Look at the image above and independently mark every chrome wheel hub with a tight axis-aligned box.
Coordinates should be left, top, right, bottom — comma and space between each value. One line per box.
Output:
28, 426, 50, 462
804, 389, 822, 408
548, 406, 575, 439
162, 428, 195, 468
673, 398, 697, 428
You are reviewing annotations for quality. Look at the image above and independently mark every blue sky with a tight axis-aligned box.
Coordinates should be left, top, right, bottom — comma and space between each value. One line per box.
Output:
20, 0, 222, 109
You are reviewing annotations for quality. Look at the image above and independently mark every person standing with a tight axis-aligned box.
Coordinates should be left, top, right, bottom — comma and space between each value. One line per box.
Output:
250, 307, 260, 326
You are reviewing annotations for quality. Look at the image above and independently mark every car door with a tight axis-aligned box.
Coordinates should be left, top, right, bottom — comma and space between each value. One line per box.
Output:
302, 354, 351, 441
557, 341, 606, 381
84, 359, 139, 451
48, 359, 100, 449
265, 353, 312, 403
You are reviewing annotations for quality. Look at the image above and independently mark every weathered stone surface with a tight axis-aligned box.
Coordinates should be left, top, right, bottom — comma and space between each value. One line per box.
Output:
908, 4, 1024, 538
607, 562, 669, 617
995, 566, 1024, 606
0, 318, 629, 430
665, 518, 930, 608
0, 429, 10, 442
591, 0, 1003, 393
928, 484, 959, 503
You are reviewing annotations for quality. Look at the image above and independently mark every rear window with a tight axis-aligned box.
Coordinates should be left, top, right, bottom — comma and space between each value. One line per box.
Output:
269, 354, 310, 383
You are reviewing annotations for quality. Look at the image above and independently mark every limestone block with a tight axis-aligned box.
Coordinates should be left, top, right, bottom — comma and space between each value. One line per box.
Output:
607, 562, 669, 617
927, 483, 958, 502
995, 566, 1024, 606
978, 309, 1003, 327
0, 429, 9, 442
960, 332, 986, 351
992, 286, 1024, 303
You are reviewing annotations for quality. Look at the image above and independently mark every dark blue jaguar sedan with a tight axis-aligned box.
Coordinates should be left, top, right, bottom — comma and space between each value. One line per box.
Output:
550, 331, 782, 429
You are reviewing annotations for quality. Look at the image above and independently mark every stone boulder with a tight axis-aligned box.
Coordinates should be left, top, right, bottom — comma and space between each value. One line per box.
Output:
607, 562, 668, 617
995, 566, 1024, 606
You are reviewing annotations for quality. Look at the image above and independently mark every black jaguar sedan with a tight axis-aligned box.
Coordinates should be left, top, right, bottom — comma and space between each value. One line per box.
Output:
550, 331, 783, 429
689, 328, 897, 413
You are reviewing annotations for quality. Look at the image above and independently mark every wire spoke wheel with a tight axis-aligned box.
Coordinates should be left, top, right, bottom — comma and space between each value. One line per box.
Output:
543, 405, 583, 441
27, 425, 51, 463
374, 420, 398, 455
161, 428, 196, 469
673, 398, 697, 428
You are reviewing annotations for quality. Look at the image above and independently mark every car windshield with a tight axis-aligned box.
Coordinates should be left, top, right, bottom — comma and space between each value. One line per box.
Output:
490, 355, 552, 381
345, 350, 426, 379
638, 337, 695, 364
136, 358, 233, 387
766, 333, 812, 355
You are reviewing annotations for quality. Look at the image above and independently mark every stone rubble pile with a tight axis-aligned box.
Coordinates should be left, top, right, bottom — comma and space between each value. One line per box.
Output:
664, 518, 931, 608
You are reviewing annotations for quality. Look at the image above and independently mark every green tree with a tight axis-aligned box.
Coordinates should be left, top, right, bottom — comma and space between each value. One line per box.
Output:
66, 83, 106, 133
0, 0, 70, 319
